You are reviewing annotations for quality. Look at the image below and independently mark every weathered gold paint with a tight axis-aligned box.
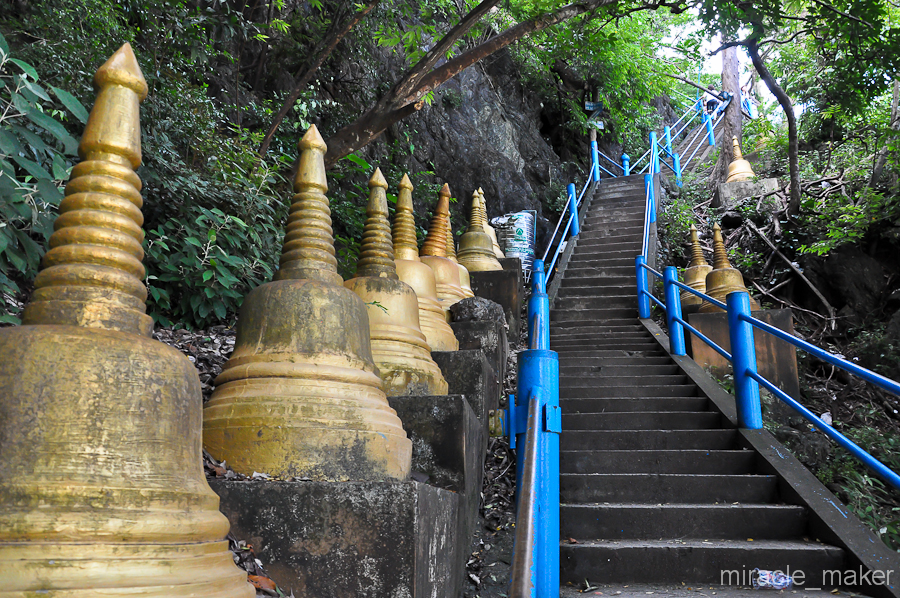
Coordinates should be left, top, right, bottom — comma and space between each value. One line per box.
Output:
478, 188, 505, 259
699, 223, 761, 313
458, 189, 503, 272
0, 44, 253, 597
725, 136, 756, 183
345, 169, 448, 396
393, 174, 459, 351
203, 126, 411, 481
680, 224, 713, 309
420, 184, 467, 316
446, 219, 476, 299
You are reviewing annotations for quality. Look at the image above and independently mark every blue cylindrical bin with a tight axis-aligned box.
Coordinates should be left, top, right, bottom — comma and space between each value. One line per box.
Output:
567, 183, 579, 236
516, 348, 560, 598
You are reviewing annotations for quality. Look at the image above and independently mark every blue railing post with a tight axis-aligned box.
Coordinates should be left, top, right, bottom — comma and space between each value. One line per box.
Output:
516, 339, 560, 598
648, 132, 658, 174
705, 112, 716, 146
644, 173, 656, 224
635, 256, 651, 319
673, 152, 682, 187
663, 125, 672, 155
567, 183, 579, 236
590, 140, 600, 182
663, 267, 686, 356
727, 291, 763, 429
527, 261, 549, 350
621, 153, 630, 176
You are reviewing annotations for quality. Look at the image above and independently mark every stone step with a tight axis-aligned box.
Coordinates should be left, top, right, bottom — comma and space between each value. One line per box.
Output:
552, 349, 669, 360
551, 323, 646, 335
552, 339, 656, 350
560, 540, 844, 584
561, 410, 718, 428
556, 277, 634, 292
560, 473, 778, 503
574, 230, 644, 242
559, 374, 689, 387
550, 318, 640, 336
560, 396, 708, 413
560, 449, 755, 475
560, 429, 737, 451
554, 343, 664, 355
562, 265, 636, 278
560, 503, 808, 540
552, 298, 637, 311
552, 307, 638, 321
555, 356, 674, 367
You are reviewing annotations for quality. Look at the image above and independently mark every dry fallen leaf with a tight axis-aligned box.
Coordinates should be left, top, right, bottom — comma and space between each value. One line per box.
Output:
248, 575, 277, 591
566, 537, 579, 544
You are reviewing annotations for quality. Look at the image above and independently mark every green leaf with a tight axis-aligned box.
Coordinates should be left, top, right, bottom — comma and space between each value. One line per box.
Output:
213, 301, 226, 319
202, 270, 213, 282
22, 79, 51, 102
343, 153, 371, 169
11, 154, 52, 180
10, 58, 38, 81
185, 236, 203, 248
0, 31, 9, 57
22, 106, 78, 155
37, 179, 63, 206
0, 130, 22, 156
0, 314, 21, 325
51, 152, 69, 180
50, 86, 89, 124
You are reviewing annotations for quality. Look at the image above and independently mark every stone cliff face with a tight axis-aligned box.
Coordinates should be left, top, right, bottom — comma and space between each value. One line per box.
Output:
323, 48, 582, 245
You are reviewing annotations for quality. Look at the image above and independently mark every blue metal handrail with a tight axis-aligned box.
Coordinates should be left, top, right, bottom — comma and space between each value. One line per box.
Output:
597, 150, 625, 172
632, 259, 900, 491
508, 263, 560, 598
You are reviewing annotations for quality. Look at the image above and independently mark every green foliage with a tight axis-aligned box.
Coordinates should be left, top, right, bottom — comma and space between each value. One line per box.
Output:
0, 32, 86, 323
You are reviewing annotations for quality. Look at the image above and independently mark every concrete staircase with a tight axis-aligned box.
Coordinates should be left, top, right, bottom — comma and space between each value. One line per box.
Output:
673, 116, 725, 172
550, 175, 850, 586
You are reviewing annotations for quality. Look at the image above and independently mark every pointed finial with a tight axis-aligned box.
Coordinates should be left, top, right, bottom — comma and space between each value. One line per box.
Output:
467, 190, 487, 233
393, 174, 421, 262
711, 223, 732, 270
354, 168, 397, 280
421, 184, 451, 257
22, 43, 152, 335
732, 136, 745, 160
688, 224, 709, 268
276, 125, 342, 284
443, 188, 459, 263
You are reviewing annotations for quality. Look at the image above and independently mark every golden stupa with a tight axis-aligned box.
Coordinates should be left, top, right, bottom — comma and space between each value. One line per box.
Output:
725, 136, 756, 183
203, 126, 411, 481
699, 223, 761, 313
458, 189, 503, 272
478, 187, 505, 259
0, 44, 253, 597
420, 184, 467, 317
345, 169, 448, 396
392, 175, 459, 351
680, 224, 713, 311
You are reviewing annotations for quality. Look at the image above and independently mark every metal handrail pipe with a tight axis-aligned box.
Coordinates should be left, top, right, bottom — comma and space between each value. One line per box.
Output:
748, 371, 900, 490
672, 280, 728, 311
596, 162, 618, 178
508, 390, 541, 598
547, 211, 575, 279
680, 124, 708, 170
597, 150, 625, 171
577, 176, 591, 206
637, 261, 663, 279
641, 179, 652, 257
672, 315, 733, 361
646, 292, 665, 309
668, 107, 693, 132
659, 157, 677, 174
631, 147, 652, 171
740, 314, 900, 397
541, 200, 571, 262
672, 110, 700, 140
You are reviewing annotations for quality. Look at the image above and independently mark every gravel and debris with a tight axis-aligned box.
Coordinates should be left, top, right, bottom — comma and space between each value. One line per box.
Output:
152, 326, 235, 402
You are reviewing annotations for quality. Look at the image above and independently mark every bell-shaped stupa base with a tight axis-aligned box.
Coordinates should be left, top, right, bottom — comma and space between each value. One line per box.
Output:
346, 277, 449, 396
204, 279, 411, 480
396, 259, 459, 351
0, 326, 253, 597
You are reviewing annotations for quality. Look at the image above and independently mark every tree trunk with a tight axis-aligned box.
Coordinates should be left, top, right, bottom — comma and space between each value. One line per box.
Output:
324, 0, 620, 166
869, 79, 899, 187
714, 45, 742, 183
258, 0, 381, 156
748, 39, 801, 214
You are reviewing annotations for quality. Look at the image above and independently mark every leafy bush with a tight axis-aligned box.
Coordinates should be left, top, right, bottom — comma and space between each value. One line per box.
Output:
0, 32, 87, 323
